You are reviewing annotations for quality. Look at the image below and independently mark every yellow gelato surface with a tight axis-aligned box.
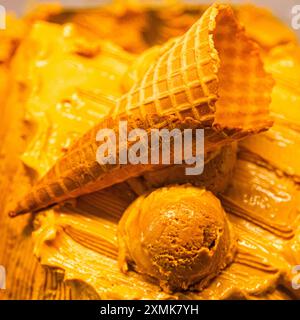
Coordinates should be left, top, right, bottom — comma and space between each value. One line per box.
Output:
118, 186, 236, 292
1, 2, 300, 300
13, 21, 134, 176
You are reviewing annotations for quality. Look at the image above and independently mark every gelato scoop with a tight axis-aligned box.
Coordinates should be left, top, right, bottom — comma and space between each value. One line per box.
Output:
118, 185, 236, 292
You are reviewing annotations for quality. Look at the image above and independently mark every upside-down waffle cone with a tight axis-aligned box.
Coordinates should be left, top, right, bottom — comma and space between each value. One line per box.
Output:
9, 4, 273, 217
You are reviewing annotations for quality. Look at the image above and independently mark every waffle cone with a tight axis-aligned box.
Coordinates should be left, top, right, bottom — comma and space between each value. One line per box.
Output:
9, 4, 273, 217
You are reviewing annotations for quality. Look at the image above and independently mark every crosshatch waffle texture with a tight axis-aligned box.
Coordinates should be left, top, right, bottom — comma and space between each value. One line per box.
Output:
9, 4, 274, 217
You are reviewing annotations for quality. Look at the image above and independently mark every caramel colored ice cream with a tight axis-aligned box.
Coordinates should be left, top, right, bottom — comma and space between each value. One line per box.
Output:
118, 185, 236, 292
1, 2, 300, 301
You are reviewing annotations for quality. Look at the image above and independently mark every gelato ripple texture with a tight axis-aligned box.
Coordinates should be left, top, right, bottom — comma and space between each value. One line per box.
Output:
0, 1, 300, 300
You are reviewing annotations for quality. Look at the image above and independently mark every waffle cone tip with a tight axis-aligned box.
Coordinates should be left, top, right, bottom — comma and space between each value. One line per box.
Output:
8, 211, 18, 218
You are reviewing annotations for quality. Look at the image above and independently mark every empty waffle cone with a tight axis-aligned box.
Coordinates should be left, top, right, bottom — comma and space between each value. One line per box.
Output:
9, 4, 273, 217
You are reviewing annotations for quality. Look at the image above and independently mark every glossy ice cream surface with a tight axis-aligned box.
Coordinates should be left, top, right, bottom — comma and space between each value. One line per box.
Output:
1, 2, 300, 300
118, 185, 236, 292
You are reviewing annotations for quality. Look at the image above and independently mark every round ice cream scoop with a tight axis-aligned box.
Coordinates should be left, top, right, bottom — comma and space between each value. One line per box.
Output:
117, 185, 236, 292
